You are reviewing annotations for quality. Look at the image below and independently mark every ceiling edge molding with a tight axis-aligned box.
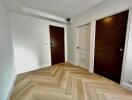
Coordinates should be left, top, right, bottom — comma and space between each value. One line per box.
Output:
22, 7, 68, 23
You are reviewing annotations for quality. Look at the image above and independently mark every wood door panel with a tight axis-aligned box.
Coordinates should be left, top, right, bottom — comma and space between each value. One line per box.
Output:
49, 25, 65, 65
94, 10, 128, 83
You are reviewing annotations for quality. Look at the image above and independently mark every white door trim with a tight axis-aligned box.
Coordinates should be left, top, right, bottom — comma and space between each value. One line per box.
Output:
75, 7, 132, 86
49, 22, 68, 64
93, 8, 132, 85
75, 23, 91, 70
120, 8, 132, 85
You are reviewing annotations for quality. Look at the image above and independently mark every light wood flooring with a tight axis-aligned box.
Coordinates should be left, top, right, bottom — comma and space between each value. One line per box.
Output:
10, 63, 132, 100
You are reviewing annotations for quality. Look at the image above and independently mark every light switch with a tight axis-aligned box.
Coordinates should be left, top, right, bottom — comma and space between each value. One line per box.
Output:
128, 80, 132, 84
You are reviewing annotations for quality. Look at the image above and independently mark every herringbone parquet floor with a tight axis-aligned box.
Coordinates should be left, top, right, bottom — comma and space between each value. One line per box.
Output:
10, 63, 132, 100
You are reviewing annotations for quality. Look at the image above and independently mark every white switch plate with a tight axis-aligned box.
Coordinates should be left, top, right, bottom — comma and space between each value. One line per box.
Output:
128, 80, 132, 84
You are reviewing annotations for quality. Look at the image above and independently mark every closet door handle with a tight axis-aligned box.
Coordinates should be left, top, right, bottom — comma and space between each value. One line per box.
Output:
77, 47, 80, 49
119, 48, 123, 52
51, 42, 54, 48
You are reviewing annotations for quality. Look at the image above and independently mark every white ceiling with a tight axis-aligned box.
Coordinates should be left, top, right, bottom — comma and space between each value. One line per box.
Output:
3, 0, 103, 18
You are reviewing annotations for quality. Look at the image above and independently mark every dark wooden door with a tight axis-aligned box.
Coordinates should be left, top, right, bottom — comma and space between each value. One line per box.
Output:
49, 25, 65, 65
94, 10, 129, 83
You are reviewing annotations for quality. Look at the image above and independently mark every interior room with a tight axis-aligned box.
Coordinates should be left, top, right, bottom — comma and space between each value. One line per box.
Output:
0, 0, 132, 100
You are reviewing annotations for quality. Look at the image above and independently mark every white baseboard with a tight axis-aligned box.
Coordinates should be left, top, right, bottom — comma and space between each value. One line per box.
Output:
7, 74, 17, 100
68, 60, 76, 65
17, 67, 39, 74
39, 63, 51, 68
122, 83, 132, 91
17, 63, 51, 75
7, 63, 51, 99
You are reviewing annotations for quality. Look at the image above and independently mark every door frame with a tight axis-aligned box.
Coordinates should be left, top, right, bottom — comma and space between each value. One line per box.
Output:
49, 22, 68, 65
75, 22, 96, 73
93, 8, 132, 85
94, 10, 129, 83
75, 23, 91, 70
75, 7, 132, 85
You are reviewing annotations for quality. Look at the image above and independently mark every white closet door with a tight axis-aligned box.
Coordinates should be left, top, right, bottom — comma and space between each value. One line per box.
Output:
76, 24, 90, 70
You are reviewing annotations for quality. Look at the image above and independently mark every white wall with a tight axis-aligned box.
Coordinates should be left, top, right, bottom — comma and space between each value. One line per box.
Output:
9, 13, 68, 74
0, 0, 16, 100
70, 0, 132, 90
